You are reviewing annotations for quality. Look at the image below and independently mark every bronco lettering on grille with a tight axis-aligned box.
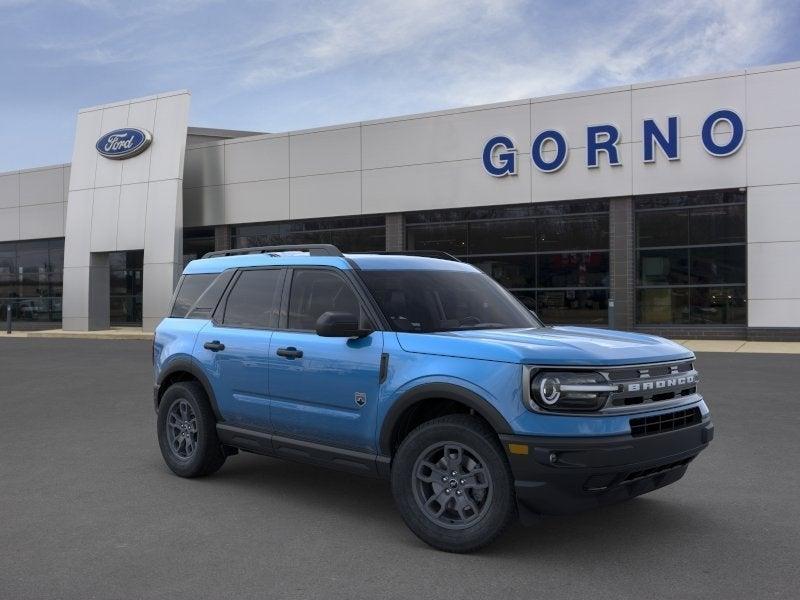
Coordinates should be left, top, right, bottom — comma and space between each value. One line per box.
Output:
627, 374, 695, 393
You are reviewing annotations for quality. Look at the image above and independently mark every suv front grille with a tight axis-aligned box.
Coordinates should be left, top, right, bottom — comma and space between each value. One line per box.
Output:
622, 457, 694, 483
607, 361, 698, 409
629, 407, 702, 437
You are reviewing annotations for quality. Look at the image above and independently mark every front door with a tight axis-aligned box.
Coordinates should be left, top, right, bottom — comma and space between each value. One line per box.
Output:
195, 268, 285, 431
269, 268, 383, 452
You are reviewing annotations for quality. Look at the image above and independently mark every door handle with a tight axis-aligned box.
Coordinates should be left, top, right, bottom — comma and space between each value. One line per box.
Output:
203, 340, 225, 352
276, 346, 303, 359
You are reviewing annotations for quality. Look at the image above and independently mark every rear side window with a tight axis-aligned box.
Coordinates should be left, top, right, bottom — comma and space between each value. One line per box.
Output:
185, 270, 235, 320
287, 269, 365, 331
171, 274, 217, 318
222, 269, 283, 329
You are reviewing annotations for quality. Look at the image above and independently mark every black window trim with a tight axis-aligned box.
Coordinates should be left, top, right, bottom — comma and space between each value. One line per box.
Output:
212, 266, 287, 331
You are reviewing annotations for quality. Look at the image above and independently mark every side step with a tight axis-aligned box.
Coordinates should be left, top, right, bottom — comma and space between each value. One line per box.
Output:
216, 423, 390, 478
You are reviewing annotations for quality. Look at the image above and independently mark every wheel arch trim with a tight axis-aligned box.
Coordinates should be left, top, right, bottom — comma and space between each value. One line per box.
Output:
156, 358, 222, 421
378, 382, 513, 456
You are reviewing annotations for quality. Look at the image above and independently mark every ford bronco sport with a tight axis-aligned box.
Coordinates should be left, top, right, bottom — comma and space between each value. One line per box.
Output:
153, 244, 713, 552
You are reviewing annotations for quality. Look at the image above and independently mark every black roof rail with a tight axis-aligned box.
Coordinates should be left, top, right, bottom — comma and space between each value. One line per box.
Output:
202, 244, 344, 259
353, 250, 462, 262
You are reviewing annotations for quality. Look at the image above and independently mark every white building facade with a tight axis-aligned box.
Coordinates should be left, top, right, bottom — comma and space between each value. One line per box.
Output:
1, 61, 799, 339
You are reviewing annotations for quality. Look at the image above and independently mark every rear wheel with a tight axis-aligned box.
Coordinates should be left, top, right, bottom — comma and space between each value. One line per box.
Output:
157, 381, 225, 478
391, 414, 517, 552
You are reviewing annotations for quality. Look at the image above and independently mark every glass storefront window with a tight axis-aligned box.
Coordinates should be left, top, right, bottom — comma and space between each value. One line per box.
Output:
465, 255, 535, 289
536, 289, 609, 325
183, 227, 215, 265
109, 250, 143, 326
0, 238, 64, 325
406, 201, 610, 325
635, 190, 746, 326
232, 215, 385, 253
537, 252, 609, 288
468, 221, 533, 254
637, 210, 689, 247
537, 215, 608, 252
690, 286, 747, 325
689, 204, 746, 245
637, 288, 690, 325
407, 223, 467, 254
638, 249, 690, 286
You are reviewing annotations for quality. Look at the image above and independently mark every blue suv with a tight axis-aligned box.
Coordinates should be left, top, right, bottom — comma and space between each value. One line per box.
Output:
153, 244, 713, 552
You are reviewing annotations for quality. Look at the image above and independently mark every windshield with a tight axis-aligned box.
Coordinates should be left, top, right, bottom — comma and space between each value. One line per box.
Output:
359, 269, 542, 333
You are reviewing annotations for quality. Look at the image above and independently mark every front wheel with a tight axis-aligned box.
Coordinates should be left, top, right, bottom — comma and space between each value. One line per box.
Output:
391, 414, 517, 552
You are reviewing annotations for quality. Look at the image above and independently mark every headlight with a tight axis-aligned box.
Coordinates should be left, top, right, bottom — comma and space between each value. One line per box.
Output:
529, 371, 618, 412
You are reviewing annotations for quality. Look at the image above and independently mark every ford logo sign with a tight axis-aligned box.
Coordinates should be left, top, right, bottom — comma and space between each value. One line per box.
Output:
95, 128, 152, 160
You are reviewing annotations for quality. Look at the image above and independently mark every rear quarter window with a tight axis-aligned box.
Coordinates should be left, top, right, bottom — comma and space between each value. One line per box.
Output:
170, 274, 218, 318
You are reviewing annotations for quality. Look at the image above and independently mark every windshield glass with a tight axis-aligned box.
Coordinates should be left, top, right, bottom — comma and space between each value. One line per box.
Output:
359, 269, 541, 333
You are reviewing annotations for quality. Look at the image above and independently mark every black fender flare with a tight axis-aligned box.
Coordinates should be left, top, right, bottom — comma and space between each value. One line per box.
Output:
378, 383, 513, 456
156, 358, 222, 421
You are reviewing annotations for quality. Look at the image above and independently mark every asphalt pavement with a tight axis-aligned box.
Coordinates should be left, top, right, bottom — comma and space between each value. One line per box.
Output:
0, 338, 798, 599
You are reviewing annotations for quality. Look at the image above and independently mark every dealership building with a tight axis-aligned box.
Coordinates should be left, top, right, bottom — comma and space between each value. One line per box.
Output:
1, 60, 799, 339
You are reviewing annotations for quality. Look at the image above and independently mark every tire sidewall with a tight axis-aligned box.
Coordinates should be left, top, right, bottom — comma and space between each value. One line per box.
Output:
157, 382, 218, 477
391, 416, 516, 552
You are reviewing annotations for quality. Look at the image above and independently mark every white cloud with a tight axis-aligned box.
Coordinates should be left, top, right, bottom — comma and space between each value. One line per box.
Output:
238, 0, 517, 87
15, 0, 788, 105
197, 0, 788, 116
410, 0, 784, 107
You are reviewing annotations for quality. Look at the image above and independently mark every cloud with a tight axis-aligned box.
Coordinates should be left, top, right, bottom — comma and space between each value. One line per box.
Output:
0, 0, 796, 171
213, 0, 790, 111
13, 0, 790, 101
353, 0, 785, 107
237, 0, 517, 88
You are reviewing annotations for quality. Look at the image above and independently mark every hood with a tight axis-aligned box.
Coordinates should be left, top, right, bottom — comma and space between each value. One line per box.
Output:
395, 326, 693, 366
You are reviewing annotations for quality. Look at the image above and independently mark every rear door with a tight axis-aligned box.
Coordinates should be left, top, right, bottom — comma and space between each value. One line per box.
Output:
268, 267, 384, 452
195, 267, 285, 431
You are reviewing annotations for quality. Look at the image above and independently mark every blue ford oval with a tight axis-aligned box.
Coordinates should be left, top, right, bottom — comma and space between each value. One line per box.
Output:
95, 128, 152, 159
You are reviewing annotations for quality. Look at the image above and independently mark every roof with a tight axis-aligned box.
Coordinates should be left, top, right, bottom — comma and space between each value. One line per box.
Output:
182, 252, 478, 275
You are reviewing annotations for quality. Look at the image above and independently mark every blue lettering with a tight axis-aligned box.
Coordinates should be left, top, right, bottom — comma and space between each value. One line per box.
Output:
531, 130, 568, 173
701, 109, 745, 157
643, 116, 679, 162
587, 124, 621, 168
482, 136, 517, 176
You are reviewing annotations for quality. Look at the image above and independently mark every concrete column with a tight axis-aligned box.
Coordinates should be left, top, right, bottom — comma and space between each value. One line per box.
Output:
142, 179, 183, 333
608, 197, 634, 331
214, 225, 231, 251
87, 253, 110, 330
385, 213, 404, 251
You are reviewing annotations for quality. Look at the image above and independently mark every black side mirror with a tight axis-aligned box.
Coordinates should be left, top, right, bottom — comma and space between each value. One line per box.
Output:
315, 311, 373, 338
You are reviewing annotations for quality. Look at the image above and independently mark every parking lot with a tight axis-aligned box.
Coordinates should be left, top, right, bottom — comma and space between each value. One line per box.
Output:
0, 338, 798, 599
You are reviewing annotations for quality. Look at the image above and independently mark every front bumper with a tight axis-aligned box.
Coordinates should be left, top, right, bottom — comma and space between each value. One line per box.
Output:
500, 416, 713, 516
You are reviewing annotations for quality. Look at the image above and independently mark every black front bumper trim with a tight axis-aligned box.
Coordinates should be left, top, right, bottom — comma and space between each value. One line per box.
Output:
500, 417, 713, 516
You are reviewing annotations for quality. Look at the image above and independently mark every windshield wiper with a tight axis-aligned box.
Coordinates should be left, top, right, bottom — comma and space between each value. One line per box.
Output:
453, 322, 510, 330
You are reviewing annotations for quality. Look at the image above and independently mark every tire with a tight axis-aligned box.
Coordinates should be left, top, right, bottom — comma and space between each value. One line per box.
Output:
391, 414, 517, 553
157, 381, 226, 478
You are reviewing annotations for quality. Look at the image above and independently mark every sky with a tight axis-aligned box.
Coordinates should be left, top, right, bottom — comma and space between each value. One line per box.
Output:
0, 0, 798, 172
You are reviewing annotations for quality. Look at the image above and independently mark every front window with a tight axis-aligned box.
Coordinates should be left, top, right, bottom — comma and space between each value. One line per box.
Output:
287, 269, 368, 331
360, 269, 541, 333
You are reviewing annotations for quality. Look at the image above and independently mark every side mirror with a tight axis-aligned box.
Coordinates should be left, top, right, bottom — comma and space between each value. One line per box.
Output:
315, 311, 373, 338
